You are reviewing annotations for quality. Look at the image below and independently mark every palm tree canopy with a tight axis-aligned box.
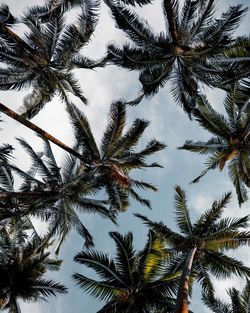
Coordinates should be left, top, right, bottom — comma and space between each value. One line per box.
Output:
0, 2, 106, 119
0, 136, 115, 255
178, 83, 250, 205
73, 230, 180, 312
67, 100, 166, 211
105, 0, 248, 113
0, 98, 165, 254
136, 187, 250, 297
0, 223, 67, 313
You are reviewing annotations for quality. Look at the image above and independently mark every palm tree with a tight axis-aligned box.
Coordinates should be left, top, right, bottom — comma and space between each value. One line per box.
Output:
105, 0, 248, 113
136, 186, 250, 313
67, 100, 166, 211
0, 100, 165, 252
0, 2, 106, 119
178, 84, 250, 205
0, 136, 116, 255
73, 230, 180, 312
202, 280, 250, 313
0, 222, 67, 313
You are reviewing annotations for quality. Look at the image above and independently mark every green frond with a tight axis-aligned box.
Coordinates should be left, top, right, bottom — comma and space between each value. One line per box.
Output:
137, 140, 166, 157
195, 261, 215, 296
21, 85, 54, 119
204, 250, 250, 278
140, 62, 174, 96
106, 118, 149, 159
188, 0, 216, 40
132, 180, 158, 192
56, 72, 87, 104
174, 186, 193, 235
76, 0, 100, 43
180, 0, 199, 31
193, 192, 232, 236
242, 280, 250, 309
107, 43, 160, 70
129, 188, 151, 209
202, 292, 231, 313
228, 288, 245, 312
105, 3, 160, 48
101, 101, 126, 159
42, 14, 65, 60
178, 137, 226, 155
193, 96, 232, 138
16, 137, 53, 180
109, 232, 135, 284
228, 155, 248, 206
72, 273, 119, 301
206, 215, 249, 238
70, 54, 108, 69
66, 102, 100, 161
135, 213, 184, 246
105, 184, 127, 212
197, 5, 247, 49
71, 210, 94, 249
74, 250, 127, 286
29, 278, 67, 298
140, 231, 166, 282
190, 152, 222, 184
205, 230, 250, 251
171, 62, 198, 114
74, 196, 116, 222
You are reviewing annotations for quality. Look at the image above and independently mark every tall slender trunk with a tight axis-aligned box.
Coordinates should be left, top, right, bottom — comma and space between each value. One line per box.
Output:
175, 246, 197, 313
0, 103, 88, 164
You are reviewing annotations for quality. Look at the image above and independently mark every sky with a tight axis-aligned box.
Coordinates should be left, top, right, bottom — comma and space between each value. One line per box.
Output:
0, 0, 249, 312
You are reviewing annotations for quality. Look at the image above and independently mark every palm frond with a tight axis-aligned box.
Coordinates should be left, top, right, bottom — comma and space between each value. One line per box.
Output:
66, 102, 100, 161
109, 232, 135, 284
72, 273, 119, 301
228, 155, 248, 206
74, 250, 127, 286
174, 186, 193, 235
101, 101, 126, 159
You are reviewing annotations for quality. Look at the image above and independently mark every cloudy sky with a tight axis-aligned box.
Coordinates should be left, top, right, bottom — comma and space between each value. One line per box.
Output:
0, 0, 249, 312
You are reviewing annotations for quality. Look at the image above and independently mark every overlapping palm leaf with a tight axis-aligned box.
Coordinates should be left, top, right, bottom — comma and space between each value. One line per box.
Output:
0, 224, 67, 313
202, 280, 250, 313
136, 187, 250, 307
1, 137, 114, 255
73, 230, 179, 312
66, 100, 166, 211
105, 0, 248, 113
0, 2, 106, 119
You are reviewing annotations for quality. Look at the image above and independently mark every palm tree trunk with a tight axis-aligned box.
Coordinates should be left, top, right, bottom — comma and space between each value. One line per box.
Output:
0, 103, 88, 164
175, 246, 197, 313
0, 191, 58, 199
